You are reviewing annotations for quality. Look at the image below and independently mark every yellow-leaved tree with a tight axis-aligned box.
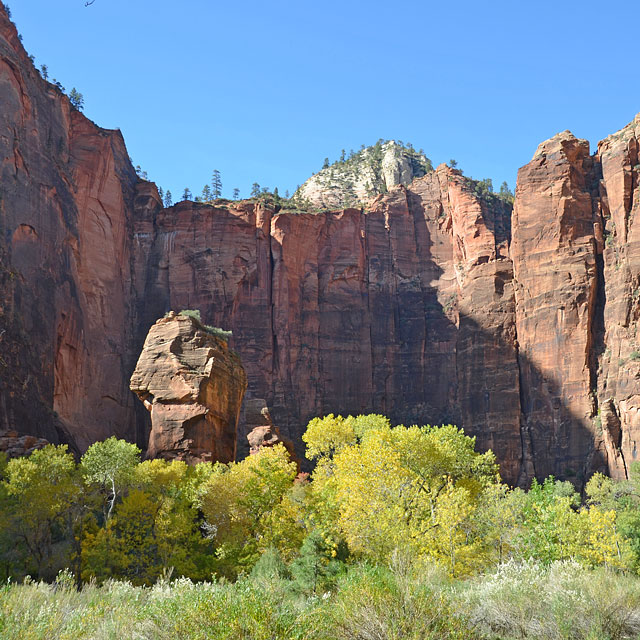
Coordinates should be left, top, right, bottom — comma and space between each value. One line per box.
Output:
304, 415, 498, 576
199, 444, 299, 577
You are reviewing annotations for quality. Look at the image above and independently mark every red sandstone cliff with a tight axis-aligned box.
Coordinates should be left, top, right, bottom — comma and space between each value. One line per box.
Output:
0, 5, 152, 452
2, 2, 639, 484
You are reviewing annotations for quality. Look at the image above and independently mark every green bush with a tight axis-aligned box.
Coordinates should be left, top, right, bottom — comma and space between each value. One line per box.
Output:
177, 309, 232, 342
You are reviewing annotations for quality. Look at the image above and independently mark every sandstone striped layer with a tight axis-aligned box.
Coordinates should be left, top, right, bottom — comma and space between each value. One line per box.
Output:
130, 313, 246, 463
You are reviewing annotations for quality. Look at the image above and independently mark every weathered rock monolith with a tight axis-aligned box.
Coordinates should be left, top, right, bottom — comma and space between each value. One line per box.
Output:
130, 312, 247, 463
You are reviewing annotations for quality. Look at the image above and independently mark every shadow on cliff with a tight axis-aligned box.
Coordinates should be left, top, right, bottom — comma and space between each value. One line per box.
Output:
128, 200, 609, 490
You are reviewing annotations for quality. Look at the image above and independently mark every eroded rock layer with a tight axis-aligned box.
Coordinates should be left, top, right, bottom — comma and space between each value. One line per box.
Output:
130, 313, 247, 463
2, 2, 640, 483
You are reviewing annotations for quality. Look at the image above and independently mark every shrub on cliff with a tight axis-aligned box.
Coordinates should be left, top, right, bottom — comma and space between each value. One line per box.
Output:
176, 309, 232, 342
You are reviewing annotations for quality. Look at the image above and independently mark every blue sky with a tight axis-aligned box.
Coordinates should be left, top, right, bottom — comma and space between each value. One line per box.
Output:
9, 0, 640, 200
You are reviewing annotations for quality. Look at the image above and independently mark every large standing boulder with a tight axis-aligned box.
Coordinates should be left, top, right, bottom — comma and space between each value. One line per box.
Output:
130, 312, 247, 463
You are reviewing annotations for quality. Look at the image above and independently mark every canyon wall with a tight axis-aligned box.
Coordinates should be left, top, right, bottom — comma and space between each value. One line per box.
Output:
1, 4, 639, 485
0, 6, 149, 452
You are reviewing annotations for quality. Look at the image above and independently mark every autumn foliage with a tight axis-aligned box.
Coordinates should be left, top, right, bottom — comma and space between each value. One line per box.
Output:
0, 415, 635, 586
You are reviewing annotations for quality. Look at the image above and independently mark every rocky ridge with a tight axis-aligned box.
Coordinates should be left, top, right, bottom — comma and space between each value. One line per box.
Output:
295, 140, 432, 209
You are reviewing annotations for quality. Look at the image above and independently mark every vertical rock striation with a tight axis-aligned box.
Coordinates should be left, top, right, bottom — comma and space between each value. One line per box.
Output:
130, 312, 247, 462
0, 5, 151, 451
594, 115, 640, 479
510, 132, 601, 483
3, 2, 640, 483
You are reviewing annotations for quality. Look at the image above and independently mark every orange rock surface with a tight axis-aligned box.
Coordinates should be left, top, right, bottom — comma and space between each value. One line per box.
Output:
130, 313, 246, 462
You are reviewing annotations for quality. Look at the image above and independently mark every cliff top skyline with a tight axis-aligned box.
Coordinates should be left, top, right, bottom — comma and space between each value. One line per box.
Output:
8, 0, 640, 202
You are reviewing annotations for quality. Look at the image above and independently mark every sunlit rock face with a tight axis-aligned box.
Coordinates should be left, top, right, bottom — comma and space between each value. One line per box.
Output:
3, 2, 640, 485
130, 313, 247, 463
0, 4, 149, 452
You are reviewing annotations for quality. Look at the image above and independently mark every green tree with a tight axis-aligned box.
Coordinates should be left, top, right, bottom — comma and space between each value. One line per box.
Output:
2, 445, 80, 579
199, 444, 297, 577
251, 182, 261, 197
499, 181, 514, 204
322, 157, 330, 169
82, 459, 213, 585
290, 530, 343, 594
69, 88, 84, 111
202, 184, 212, 201
232, 187, 240, 200
40, 63, 48, 80
449, 159, 458, 168
164, 190, 173, 207
81, 437, 140, 521
211, 169, 222, 198
182, 187, 192, 201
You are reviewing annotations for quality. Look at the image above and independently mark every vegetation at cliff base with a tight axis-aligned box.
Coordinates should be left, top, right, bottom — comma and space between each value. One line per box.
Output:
2, 415, 640, 637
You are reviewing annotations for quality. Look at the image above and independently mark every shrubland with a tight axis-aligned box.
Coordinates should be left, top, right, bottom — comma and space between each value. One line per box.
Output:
2, 414, 640, 638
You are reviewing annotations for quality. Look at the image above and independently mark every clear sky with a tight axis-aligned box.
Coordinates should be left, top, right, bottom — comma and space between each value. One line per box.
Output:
9, 0, 640, 201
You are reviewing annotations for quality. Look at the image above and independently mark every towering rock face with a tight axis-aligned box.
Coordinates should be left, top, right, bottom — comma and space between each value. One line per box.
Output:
130, 313, 247, 463
295, 141, 432, 209
137, 169, 523, 480
0, 5, 151, 452
511, 132, 601, 483
594, 115, 640, 479
3, 2, 640, 484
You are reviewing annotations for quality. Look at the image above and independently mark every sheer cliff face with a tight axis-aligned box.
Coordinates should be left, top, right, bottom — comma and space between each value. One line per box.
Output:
595, 116, 640, 479
2, 2, 640, 484
137, 171, 522, 479
0, 7, 145, 450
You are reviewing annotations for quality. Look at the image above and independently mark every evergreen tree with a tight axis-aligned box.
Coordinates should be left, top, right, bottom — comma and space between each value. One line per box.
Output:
322, 157, 329, 169
340, 149, 346, 163
273, 187, 279, 199
449, 159, 458, 168
251, 183, 261, 197
284, 190, 290, 199
250, 547, 289, 581
232, 188, 240, 200
202, 184, 212, 201
499, 181, 514, 203
164, 190, 173, 207
158, 186, 164, 200
182, 188, 192, 201
211, 169, 222, 199
40, 64, 48, 80
69, 88, 84, 111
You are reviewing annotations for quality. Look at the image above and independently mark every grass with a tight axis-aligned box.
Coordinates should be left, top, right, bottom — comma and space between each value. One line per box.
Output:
2, 561, 640, 639
175, 309, 232, 342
